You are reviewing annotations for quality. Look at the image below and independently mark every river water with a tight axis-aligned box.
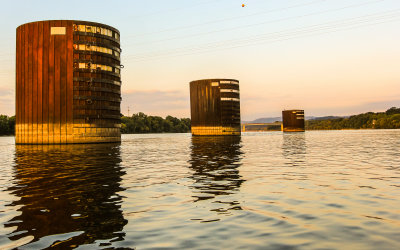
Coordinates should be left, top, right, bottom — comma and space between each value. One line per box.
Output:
0, 130, 399, 249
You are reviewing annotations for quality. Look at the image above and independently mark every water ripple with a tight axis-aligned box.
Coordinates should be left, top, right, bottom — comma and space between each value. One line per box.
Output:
0, 130, 399, 249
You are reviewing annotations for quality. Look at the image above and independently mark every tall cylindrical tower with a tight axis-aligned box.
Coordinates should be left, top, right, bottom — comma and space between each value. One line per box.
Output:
190, 79, 241, 136
16, 20, 121, 144
282, 110, 305, 132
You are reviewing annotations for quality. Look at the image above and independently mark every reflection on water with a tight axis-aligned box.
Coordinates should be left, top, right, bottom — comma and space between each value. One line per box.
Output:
4, 144, 127, 249
189, 136, 243, 214
282, 133, 306, 166
0, 131, 399, 249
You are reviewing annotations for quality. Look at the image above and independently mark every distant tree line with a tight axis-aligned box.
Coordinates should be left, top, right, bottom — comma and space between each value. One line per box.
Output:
121, 112, 191, 134
306, 107, 400, 130
0, 115, 15, 135
2, 108, 400, 135
0, 113, 190, 136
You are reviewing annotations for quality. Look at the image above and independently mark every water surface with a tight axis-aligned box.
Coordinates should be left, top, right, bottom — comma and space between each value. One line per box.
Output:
0, 130, 399, 249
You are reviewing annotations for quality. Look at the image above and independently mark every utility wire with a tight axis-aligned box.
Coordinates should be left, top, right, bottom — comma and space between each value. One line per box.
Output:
125, 0, 330, 39
125, 10, 400, 61
126, 10, 399, 59
128, 18, 400, 62
126, 0, 227, 19
127, 0, 385, 46
130, 16, 400, 61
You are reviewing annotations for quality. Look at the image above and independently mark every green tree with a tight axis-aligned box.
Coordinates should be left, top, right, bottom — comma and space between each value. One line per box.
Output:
0, 115, 15, 135
386, 107, 400, 115
120, 113, 191, 134
306, 107, 400, 130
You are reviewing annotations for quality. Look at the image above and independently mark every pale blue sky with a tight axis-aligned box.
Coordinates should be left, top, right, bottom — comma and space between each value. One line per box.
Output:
0, 0, 399, 119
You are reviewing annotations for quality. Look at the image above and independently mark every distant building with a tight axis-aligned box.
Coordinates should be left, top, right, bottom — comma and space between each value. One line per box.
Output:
190, 79, 241, 136
15, 20, 121, 144
282, 110, 305, 132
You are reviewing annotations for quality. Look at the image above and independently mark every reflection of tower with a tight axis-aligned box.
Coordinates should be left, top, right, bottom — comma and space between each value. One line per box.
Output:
282, 133, 306, 166
189, 136, 244, 206
5, 144, 127, 249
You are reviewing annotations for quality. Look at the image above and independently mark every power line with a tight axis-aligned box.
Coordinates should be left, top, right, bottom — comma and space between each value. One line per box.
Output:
125, 0, 227, 20
124, 10, 400, 62
124, 0, 330, 39
126, 0, 385, 46
127, 10, 400, 59
129, 16, 400, 61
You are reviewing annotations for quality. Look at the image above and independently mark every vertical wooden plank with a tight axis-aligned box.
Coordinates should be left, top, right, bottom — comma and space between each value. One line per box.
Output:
66, 21, 74, 143
32, 22, 38, 144
209, 84, 213, 129
42, 21, 49, 144
60, 20, 67, 144
21, 25, 25, 143
21, 25, 26, 143
216, 84, 221, 130
15, 27, 19, 143
28, 23, 34, 144
201, 83, 205, 129
24, 24, 29, 144
15, 27, 20, 143
54, 20, 61, 144
189, 82, 193, 134
37, 22, 43, 144
48, 21, 55, 144
208, 83, 212, 129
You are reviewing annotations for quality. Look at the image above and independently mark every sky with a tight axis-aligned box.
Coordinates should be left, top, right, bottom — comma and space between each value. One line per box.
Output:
0, 0, 399, 120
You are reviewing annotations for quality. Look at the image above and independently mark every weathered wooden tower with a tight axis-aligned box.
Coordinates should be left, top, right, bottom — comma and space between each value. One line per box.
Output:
282, 110, 305, 132
190, 79, 241, 136
15, 20, 121, 144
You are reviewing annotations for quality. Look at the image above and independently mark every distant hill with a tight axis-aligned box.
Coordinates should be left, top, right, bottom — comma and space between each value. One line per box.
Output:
242, 115, 346, 124
242, 117, 281, 124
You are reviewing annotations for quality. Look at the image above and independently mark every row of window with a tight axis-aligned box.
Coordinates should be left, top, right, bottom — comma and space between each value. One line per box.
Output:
220, 80, 239, 85
73, 44, 120, 57
75, 62, 120, 74
74, 72, 120, 82
211, 81, 239, 87
221, 97, 240, 102
220, 89, 240, 93
73, 24, 119, 40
